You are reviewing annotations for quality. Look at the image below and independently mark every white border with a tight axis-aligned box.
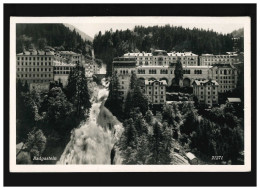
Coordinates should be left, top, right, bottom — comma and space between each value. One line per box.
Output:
10, 16, 251, 172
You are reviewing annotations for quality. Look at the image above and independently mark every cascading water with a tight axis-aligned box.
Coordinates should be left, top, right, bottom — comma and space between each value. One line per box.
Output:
57, 78, 124, 165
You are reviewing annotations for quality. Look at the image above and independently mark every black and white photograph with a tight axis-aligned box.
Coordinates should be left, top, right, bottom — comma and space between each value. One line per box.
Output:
11, 16, 250, 169
4, 5, 254, 177
3, 3, 257, 187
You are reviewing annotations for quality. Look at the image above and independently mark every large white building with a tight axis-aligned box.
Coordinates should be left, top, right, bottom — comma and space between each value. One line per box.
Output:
123, 50, 198, 67
16, 48, 64, 84
113, 50, 239, 102
199, 53, 240, 66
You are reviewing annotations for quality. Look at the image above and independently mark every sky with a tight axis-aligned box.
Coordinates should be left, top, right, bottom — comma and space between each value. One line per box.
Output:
68, 17, 247, 39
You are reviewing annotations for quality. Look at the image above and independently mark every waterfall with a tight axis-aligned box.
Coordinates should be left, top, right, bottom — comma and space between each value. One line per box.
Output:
57, 78, 124, 165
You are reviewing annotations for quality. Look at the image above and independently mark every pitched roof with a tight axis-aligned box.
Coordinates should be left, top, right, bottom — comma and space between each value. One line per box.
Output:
145, 79, 167, 85
186, 152, 196, 160
17, 50, 55, 56
59, 51, 79, 55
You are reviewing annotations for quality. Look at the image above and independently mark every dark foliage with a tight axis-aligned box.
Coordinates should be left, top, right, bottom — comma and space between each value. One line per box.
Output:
93, 25, 236, 75
16, 24, 92, 56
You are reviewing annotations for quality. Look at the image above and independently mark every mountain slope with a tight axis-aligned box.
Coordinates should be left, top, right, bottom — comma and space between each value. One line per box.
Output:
16, 24, 92, 56
231, 28, 244, 38
63, 23, 93, 42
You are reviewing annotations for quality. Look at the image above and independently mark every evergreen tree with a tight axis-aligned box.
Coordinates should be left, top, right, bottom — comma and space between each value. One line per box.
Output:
66, 64, 91, 119
105, 73, 123, 118
174, 59, 183, 86
149, 121, 173, 164
24, 128, 47, 159
42, 87, 74, 133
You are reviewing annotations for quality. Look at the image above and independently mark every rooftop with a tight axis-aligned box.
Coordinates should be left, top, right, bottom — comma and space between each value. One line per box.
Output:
192, 79, 219, 86
17, 50, 55, 56
227, 97, 241, 103
186, 152, 196, 160
53, 60, 76, 66
145, 79, 167, 85
59, 51, 80, 55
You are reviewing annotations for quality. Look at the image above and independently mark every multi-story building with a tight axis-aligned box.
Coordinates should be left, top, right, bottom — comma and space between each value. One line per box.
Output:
112, 50, 239, 101
209, 64, 238, 93
58, 51, 82, 64
53, 61, 76, 86
168, 52, 198, 66
192, 80, 219, 106
16, 47, 82, 87
145, 79, 167, 104
16, 48, 56, 84
123, 50, 198, 67
199, 53, 240, 66
113, 57, 137, 99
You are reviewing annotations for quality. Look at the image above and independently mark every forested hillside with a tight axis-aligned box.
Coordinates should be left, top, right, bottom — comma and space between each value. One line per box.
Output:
16, 24, 92, 56
93, 25, 237, 75
231, 28, 244, 38
63, 23, 93, 42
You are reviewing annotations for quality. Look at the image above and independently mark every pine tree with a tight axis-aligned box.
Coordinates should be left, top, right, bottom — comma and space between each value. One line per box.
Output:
66, 64, 91, 119
174, 59, 183, 86
105, 73, 123, 118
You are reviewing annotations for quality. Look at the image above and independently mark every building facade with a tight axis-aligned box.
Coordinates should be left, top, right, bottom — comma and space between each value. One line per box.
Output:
16, 49, 56, 84
113, 50, 239, 102
209, 64, 238, 93
145, 79, 167, 104
53, 61, 76, 86
123, 50, 198, 67
192, 80, 219, 106
58, 51, 82, 64
113, 57, 137, 99
199, 53, 240, 66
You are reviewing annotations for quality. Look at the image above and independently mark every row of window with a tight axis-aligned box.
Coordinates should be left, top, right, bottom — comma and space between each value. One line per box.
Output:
17, 62, 52, 66
17, 57, 52, 61
219, 80, 236, 84
17, 68, 52, 72
116, 70, 135, 75
198, 86, 216, 90
220, 85, 236, 89
216, 70, 235, 75
147, 91, 164, 95
54, 71, 70, 74
17, 74, 52, 78
199, 96, 217, 100
216, 76, 235, 79
54, 66, 74, 70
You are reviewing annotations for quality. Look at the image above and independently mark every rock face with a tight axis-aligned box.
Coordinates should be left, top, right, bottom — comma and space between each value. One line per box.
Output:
57, 79, 124, 165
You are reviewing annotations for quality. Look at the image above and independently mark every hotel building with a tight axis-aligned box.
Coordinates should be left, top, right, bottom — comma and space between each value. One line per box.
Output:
199, 53, 240, 66
112, 50, 239, 102
192, 80, 219, 106
16, 48, 58, 84
145, 79, 167, 104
